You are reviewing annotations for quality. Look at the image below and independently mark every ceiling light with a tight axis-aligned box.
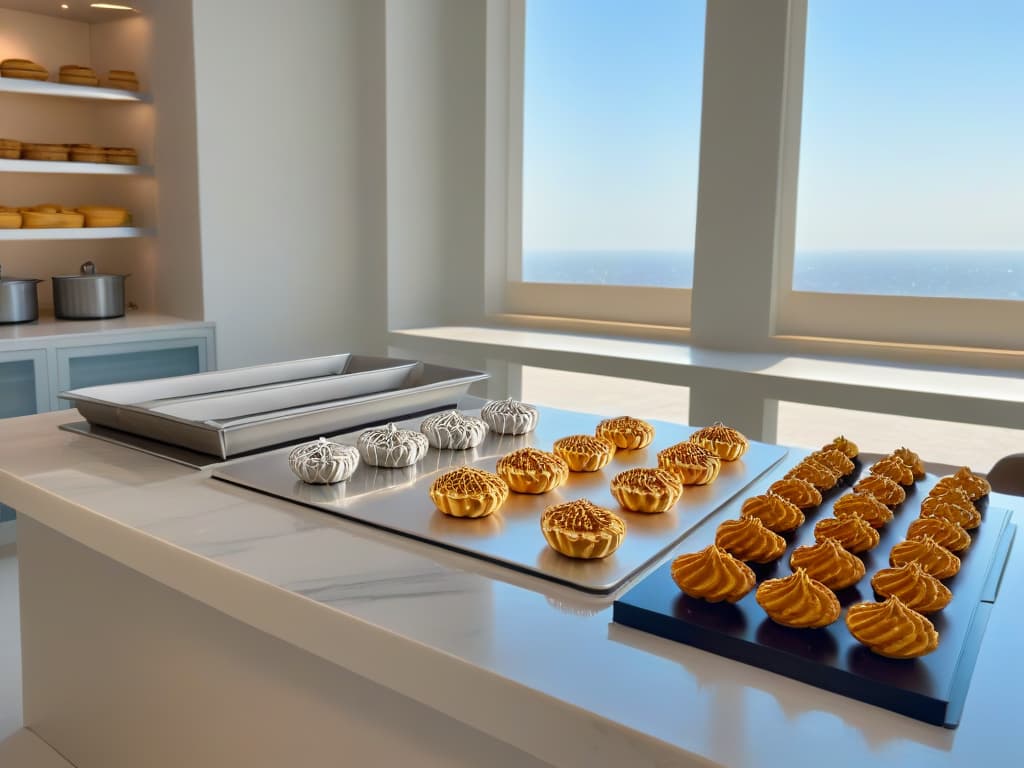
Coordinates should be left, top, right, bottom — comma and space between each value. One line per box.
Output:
89, 3, 136, 10
60, 3, 69, 8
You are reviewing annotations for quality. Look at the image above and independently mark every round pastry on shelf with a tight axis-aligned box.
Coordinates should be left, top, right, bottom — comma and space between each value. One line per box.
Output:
767, 477, 822, 509
853, 474, 906, 506
480, 398, 540, 435
889, 535, 961, 579
906, 516, 971, 553
808, 448, 855, 477
823, 435, 859, 459
784, 459, 840, 491
714, 516, 786, 564
610, 467, 682, 513
496, 447, 569, 494
540, 499, 626, 559
788, 537, 865, 590
869, 455, 915, 486
596, 416, 655, 450
657, 442, 721, 486
553, 434, 616, 472
933, 467, 991, 500
430, 466, 509, 519
287, 437, 359, 485
356, 423, 429, 468
688, 422, 748, 461
670, 544, 755, 603
419, 410, 488, 450
832, 491, 894, 528
813, 515, 880, 553
891, 447, 926, 480
740, 492, 805, 533
756, 568, 841, 628
846, 595, 939, 659
871, 562, 952, 614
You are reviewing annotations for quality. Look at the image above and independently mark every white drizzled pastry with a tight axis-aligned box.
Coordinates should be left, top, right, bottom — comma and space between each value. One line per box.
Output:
480, 398, 540, 435
420, 410, 489, 450
356, 423, 429, 468
288, 437, 360, 485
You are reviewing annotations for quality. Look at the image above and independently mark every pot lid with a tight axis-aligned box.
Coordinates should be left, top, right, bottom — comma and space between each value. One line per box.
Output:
52, 260, 130, 279
0, 264, 42, 285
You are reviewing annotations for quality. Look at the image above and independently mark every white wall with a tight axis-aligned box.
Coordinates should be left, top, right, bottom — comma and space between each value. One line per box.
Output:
190, 0, 387, 368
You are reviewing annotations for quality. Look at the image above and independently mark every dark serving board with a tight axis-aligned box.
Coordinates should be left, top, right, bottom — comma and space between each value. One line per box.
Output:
613, 459, 1017, 727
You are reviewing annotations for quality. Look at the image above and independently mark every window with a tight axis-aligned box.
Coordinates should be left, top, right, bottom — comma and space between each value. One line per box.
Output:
504, 0, 706, 325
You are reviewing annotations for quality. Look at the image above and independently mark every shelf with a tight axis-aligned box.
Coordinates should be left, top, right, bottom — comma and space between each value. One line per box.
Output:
0, 77, 150, 103
0, 227, 153, 241
0, 158, 152, 175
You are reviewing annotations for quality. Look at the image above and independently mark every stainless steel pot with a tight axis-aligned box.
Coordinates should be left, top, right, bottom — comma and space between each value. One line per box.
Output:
52, 261, 129, 320
0, 264, 42, 324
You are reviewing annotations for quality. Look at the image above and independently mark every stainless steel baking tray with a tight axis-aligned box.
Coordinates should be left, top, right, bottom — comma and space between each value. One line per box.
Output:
60, 354, 488, 459
213, 407, 789, 594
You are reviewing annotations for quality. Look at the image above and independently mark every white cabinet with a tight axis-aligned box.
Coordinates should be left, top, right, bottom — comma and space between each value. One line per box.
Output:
0, 348, 48, 418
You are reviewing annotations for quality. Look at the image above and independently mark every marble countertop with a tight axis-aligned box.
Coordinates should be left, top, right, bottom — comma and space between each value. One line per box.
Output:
0, 409, 1019, 768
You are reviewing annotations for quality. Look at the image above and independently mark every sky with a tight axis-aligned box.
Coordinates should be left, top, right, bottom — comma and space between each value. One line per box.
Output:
522, 0, 1024, 253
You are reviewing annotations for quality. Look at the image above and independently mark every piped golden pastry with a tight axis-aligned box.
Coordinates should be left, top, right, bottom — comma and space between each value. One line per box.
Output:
889, 536, 961, 579
768, 477, 823, 509
785, 459, 840, 491
809, 448, 856, 477
789, 537, 865, 590
657, 442, 722, 486
934, 467, 991, 500
892, 447, 926, 480
715, 517, 787, 564
553, 434, 616, 472
610, 467, 682, 513
920, 491, 981, 530
824, 435, 859, 459
846, 595, 939, 659
671, 544, 755, 603
906, 516, 971, 553
740, 492, 805, 533
756, 568, 841, 628
541, 499, 625, 559
496, 447, 569, 494
596, 416, 655, 450
871, 562, 952, 614
832, 492, 894, 529
869, 455, 915, 486
688, 423, 749, 461
853, 474, 906, 506
813, 515, 880, 553
429, 466, 509, 519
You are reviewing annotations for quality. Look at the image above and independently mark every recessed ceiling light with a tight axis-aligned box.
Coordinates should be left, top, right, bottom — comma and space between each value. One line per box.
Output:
89, 3, 136, 10
60, 3, 69, 8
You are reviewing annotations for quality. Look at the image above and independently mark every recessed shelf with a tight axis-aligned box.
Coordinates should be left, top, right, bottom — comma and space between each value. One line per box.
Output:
0, 227, 154, 241
0, 158, 152, 175
0, 77, 150, 103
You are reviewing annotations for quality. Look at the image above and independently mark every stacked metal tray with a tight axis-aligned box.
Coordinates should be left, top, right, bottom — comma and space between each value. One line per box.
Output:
59, 354, 488, 458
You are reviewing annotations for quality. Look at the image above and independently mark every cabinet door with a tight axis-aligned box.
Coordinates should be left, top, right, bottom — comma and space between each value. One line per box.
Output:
0, 349, 48, 419
56, 337, 209, 408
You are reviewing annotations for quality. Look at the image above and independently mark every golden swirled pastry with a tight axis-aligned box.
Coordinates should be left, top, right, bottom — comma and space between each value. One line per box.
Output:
892, 447, 926, 480
540, 499, 626, 559
688, 423, 749, 461
596, 416, 655, 450
610, 467, 682, 513
889, 536, 961, 579
429, 466, 510, 519
906, 516, 972, 553
934, 467, 991, 500
809, 448, 856, 477
824, 435, 859, 459
496, 447, 569, 494
846, 595, 939, 659
740, 492, 805, 533
871, 562, 952, 614
869, 455, 915, 486
768, 477, 823, 509
788, 537, 866, 590
714, 517, 787, 564
785, 459, 840, 491
927, 483, 977, 509
552, 434, 616, 472
832, 492, 894, 529
813, 515, 880, 553
853, 474, 907, 506
671, 545, 756, 603
920, 491, 982, 530
756, 568, 841, 628
657, 442, 722, 486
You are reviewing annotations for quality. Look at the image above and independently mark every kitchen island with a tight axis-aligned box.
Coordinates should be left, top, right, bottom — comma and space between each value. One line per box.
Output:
0, 409, 1019, 767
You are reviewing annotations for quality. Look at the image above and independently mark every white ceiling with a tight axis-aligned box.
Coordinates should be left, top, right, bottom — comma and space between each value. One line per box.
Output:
0, 0, 149, 25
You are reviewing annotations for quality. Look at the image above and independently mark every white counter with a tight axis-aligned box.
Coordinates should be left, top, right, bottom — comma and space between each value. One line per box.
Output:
0, 410, 1019, 767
